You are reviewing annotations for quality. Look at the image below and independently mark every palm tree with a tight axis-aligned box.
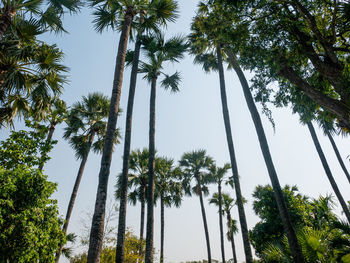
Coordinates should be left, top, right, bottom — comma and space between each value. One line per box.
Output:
179, 149, 215, 263
0, 0, 81, 38
34, 97, 68, 171
210, 192, 239, 263
155, 157, 182, 263
306, 121, 350, 222
137, 32, 187, 263
55, 92, 120, 262
116, 148, 150, 244
116, 1, 179, 262
208, 163, 231, 263
86, 1, 148, 261
189, 12, 253, 262
0, 31, 68, 127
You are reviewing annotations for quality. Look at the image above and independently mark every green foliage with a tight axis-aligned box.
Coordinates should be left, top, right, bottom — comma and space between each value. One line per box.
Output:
70, 231, 145, 263
0, 129, 64, 262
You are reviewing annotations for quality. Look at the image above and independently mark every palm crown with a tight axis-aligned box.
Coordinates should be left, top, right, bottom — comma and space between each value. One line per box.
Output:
138, 33, 187, 88
63, 92, 120, 159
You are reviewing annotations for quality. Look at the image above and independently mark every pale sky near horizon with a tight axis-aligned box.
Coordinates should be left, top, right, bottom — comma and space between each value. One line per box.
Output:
1, 1, 350, 263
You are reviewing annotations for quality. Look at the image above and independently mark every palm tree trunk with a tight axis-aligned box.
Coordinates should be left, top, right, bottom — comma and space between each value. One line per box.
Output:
115, 14, 143, 263
145, 77, 157, 263
139, 188, 146, 260
0, 8, 15, 38
87, 9, 134, 263
38, 121, 57, 171
218, 183, 225, 263
227, 212, 237, 263
197, 178, 212, 263
140, 187, 146, 241
307, 122, 350, 222
216, 45, 253, 263
55, 132, 95, 262
326, 130, 350, 184
225, 48, 305, 263
160, 195, 165, 263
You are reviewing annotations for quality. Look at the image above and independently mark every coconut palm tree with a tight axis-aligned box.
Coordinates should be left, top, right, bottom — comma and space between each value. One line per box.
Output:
210, 192, 239, 263
116, 1, 179, 262
189, 11, 253, 262
208, 163, 231, 263
155, 157, 182, 263
55, 92, 121, 262
86, 1, 148, 261
137, 32, 186, 263
306, 121, 350, 222
179, 149, 215, 263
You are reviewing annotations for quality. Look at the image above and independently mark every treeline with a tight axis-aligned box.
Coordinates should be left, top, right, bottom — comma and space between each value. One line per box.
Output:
1, 0, 350, 263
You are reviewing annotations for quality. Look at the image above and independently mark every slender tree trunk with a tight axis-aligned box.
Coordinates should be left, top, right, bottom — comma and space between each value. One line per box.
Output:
227, 212, 237, 263
140, 187, 146, 241
139, 187, 146, 260
160, 196, 165, 263
39, 121, 57, 171
216, 45, 253, 263
225, 49, 305, 263
218, 183, 225, 263
197, 178, 211, 263
326, 130, 350, 184
115, 14, 143, 263
55, 132, 95, 263
145, 77, 157, 263
87, 10, 134, 263
0, 8, 15, 38
307, 122, 350, 222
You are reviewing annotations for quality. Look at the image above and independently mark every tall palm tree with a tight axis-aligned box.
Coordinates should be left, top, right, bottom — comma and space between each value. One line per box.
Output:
209, 192, 238, 263
179, 149, 215, 263
116, 1, 179, 262
155, 157, 182, 263
138, 32, 187, 263
86, 1, 147, 261
208, 163, 231, 263
306, 121, 350, 222
55, 92, 120, 262
116, 148, 150, 243
189, 12, 253, 262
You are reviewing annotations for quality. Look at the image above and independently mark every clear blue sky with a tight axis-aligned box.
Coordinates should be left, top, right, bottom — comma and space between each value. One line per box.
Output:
1, 1, 350, 262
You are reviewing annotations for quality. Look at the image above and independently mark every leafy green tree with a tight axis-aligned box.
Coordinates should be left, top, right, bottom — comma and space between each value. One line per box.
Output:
179, 149, 215, 263
56, 93, 120, 261
208, 163, 231, 263
221, 0, 350, 131
0, 129, 65, 262
249, 185, 312, 258
116, 1, 179, 262
155, 157, 182, 263
137, 32, 186, 263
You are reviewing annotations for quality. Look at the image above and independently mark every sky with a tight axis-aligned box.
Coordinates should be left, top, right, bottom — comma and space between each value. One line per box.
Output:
2, 1, 350, 263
